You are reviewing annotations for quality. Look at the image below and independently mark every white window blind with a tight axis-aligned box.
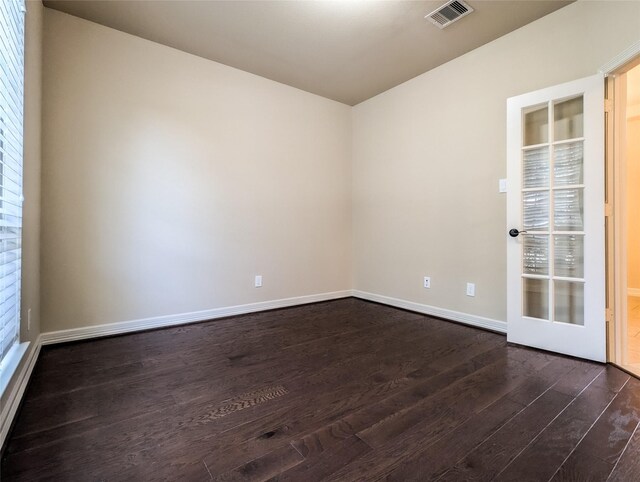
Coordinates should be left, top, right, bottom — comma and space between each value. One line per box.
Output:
0, 0, 24, 363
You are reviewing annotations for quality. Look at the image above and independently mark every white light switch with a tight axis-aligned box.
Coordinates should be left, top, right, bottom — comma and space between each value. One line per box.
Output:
254, 275, 263, 288
499, 179, 507, 193
466, 283, 475, 297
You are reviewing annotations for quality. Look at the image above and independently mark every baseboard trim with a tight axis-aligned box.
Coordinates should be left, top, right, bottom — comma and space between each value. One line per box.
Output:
1, 289, 507, 451
1, 335, 42, 449
40, 290, 353, 345
352, 290, 507, 334
3, 289, 503, 448
628, 288, 640, 297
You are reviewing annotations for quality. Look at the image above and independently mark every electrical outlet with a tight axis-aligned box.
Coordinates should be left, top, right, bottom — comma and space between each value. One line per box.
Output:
27, 308, 31, 331
423, 276, 431, 289
466, 283, 475, 297
254, 275, 263, 288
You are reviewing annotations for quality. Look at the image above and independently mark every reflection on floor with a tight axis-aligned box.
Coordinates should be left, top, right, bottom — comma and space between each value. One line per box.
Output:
626, 296, 640, 374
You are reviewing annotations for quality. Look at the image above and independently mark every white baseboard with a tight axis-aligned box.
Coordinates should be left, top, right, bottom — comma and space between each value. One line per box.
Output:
37, 288, 506, 345
2, 289, 502, 449
40, 290, 353, 345
352, 290, 507, 334
628, 288, 640, 297
1, 335, 42, 448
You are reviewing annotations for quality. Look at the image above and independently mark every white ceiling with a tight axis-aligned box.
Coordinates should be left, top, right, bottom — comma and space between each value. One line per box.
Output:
43, 0, 573, 105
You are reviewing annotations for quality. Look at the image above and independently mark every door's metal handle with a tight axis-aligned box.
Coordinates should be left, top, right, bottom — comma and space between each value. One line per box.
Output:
509, 228, 528, 237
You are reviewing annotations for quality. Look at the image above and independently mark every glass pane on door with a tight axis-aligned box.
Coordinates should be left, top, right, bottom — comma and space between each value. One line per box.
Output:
523, 191, 549, 230
523, 147, 550, 188
524, 105, 549, 146
523, 235, 549, 275
523, 278, 549, 320
554, 235, 584, 278
554, 189, 584, 231
554, 281, 584, 325
554, 96, 583, 141
554, 142, 583, 186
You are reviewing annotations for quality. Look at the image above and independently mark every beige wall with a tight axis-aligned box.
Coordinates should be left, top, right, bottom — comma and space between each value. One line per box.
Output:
41, 9, 352, 332
627, 66, 640, 290
39, 1, 640, 333
352, 0, 640, 322
21, 0, 42, 352
1, 0, 43, 430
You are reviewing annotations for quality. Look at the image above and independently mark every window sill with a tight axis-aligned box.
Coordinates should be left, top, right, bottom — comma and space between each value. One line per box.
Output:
0, 342, 30, 398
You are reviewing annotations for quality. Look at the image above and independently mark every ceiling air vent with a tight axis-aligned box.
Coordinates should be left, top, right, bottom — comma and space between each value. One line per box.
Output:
425, 0, 474, 29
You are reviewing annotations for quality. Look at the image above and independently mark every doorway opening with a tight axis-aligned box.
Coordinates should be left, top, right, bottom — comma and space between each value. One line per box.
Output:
607, 52, 640, 376
625, 64, 640, 373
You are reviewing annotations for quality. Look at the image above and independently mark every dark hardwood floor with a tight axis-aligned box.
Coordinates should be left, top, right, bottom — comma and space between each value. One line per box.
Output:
2, 298, 640, 481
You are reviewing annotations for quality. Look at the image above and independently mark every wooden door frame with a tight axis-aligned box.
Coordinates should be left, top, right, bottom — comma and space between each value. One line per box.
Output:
601, 42, 640, 367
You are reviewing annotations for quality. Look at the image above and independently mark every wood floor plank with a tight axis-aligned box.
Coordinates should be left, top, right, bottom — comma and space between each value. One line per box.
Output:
28, 299, 396, 397
608, 423, 640, 482
286, 344, 510, 460
176, 337, 507, 475
212, 444, 304, 481
494, 366, 629, 482
340, 395, 525, 482
3, 298, 631, 482
7, 346, 416, 470
10, 338, 508, 479
356, 347, 556, 449
548, 376, 640, 482
437, 388, 574, 482
267, 436, 371, 482
381, 357, 584, 481
552, 453, 615, 482
10, 378, 180, 438
325, 355, 576, 481
552, 361, 608, 397
29, 305, 468, 405
5, 334, 467, 478
8, 316, 434, 447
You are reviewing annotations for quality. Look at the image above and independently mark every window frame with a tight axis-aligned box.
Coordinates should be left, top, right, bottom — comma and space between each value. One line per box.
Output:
0, 0, 27, 396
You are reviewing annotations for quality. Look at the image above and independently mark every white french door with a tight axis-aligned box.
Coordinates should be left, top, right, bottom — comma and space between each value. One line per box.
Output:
506, 74, 605, 362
